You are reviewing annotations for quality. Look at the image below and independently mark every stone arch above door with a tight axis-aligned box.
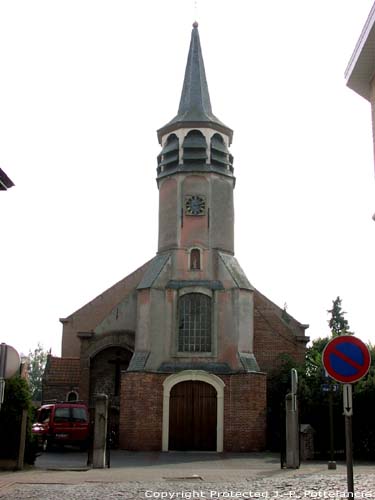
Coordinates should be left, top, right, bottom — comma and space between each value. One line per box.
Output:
78, 330, 134, 407
162, 370, 225, 452
80, 330, 134, 361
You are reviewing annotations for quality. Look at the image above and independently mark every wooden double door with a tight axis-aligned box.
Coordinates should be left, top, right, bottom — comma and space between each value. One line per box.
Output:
169, 381, 217, 451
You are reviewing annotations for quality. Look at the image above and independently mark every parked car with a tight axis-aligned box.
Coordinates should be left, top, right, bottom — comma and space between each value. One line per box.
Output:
32, 402, 90, 451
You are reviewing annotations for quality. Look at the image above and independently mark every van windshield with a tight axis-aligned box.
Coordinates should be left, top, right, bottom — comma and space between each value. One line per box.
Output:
38, 408, 51, 423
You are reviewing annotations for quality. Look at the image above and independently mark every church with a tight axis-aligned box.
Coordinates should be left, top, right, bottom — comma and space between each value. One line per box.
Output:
43, 23, 309, 452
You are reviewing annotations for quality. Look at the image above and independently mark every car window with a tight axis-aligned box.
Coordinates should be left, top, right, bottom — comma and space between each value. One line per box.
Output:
54, 407, 71, 422
71, 407, 88, 423
38, 408, 51, 423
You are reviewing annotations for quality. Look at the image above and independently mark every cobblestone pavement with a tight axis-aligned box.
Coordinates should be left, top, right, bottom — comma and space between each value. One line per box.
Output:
2, 471, 375, 500
1, 453, 375, 500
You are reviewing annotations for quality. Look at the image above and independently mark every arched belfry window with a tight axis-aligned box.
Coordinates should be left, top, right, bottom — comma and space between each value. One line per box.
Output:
190, 248, 201, 270
182, 130, 207, 165
158, 134, 179, 171
178, 293, 211, 352
210, 133, 233, 171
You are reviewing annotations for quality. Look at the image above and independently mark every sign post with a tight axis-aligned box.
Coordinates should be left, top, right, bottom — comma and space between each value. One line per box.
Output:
322, 336, 371, 497
0, 343, 21, 411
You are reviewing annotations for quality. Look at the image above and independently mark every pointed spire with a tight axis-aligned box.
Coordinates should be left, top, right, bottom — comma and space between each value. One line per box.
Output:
157, 23, 232, 144
177, 21, 213, 121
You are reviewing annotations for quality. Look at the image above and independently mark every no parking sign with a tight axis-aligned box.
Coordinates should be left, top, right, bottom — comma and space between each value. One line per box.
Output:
322, 335, 371, 495
322, 335, 371, 384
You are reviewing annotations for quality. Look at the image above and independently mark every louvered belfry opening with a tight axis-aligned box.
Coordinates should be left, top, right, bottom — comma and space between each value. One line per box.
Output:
182, 130, 207, 165
210, 133, 233, 172
158, 133, 179, 173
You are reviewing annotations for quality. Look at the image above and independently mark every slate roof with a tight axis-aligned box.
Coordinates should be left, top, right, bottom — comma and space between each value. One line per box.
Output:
219, 252, 254, 291
137, 253, 170, 289
43, 355, 80, 385
157, 23, 233, 143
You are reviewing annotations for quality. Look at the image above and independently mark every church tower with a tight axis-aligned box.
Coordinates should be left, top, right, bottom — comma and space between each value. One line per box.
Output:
122, 23, 267, 452
131, 23, 259, 375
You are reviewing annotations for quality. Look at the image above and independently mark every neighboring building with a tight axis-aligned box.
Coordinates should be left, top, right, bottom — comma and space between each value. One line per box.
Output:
43, 23, 309, 452
345, 2, 375, 219
0, 168, 14, 191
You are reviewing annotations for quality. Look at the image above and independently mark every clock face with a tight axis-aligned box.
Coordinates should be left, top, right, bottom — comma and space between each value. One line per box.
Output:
185, 195, 206, 216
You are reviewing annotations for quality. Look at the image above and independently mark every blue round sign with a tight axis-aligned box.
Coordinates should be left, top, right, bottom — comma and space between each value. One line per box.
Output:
322, 335, 371, 383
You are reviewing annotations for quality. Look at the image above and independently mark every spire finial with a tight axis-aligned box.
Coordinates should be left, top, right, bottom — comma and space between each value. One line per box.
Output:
193, 21, 198, 28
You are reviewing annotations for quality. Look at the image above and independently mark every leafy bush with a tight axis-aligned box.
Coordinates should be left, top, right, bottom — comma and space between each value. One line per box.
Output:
0, 376, 37, 465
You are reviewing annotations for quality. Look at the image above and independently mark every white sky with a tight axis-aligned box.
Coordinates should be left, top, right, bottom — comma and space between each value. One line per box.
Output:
1, 0, 375, 357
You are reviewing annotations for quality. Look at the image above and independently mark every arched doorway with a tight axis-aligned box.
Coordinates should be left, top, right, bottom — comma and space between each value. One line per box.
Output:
89, 346, 132, 442
169, 380, 217, 450
90, 347, 132, 401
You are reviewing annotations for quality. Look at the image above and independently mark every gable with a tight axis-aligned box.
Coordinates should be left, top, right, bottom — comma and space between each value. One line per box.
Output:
61, 259, 151, 357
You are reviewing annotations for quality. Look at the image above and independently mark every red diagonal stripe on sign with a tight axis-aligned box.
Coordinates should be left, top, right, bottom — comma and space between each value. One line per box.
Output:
331, 347, 363, 371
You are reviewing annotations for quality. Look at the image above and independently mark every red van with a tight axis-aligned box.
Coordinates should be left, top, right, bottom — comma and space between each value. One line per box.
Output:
32, 402, 90, 451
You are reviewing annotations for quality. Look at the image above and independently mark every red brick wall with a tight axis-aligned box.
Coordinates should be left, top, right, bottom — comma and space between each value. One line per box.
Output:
120, 371, 266, 452
120, 372, 166, 450
253, 293, 307, 373
222, 373, 267, 452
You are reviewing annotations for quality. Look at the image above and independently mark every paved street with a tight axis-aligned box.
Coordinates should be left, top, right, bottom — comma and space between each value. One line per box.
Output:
1, 452, 375, 499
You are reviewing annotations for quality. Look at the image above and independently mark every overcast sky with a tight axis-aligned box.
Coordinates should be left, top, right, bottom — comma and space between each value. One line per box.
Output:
1, 0, 375, 357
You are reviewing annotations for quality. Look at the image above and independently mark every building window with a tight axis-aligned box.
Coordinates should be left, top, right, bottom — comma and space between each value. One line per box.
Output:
67, 391, 78, 402
178, 293, 211, 352
190, 248, 201, 270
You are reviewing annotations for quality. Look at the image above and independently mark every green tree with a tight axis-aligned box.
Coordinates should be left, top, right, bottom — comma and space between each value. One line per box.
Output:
328, 296, 353, 337
27, 343, 49, 401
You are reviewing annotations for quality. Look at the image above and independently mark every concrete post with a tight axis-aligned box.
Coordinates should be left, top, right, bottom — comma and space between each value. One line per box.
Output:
92, 394, 108, 469
0, 343, 7, 411
285, 393, 299, 468
17, 409, 28, 470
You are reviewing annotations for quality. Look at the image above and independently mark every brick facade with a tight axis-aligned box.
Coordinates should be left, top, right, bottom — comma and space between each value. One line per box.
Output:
120, 371, 266, 452
120, 372, 165, 451
222, 373, 267, 452
253, 290, 308, 373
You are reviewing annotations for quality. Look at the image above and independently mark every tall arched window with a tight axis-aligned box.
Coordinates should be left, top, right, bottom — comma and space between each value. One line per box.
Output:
178, 293, 211, 352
